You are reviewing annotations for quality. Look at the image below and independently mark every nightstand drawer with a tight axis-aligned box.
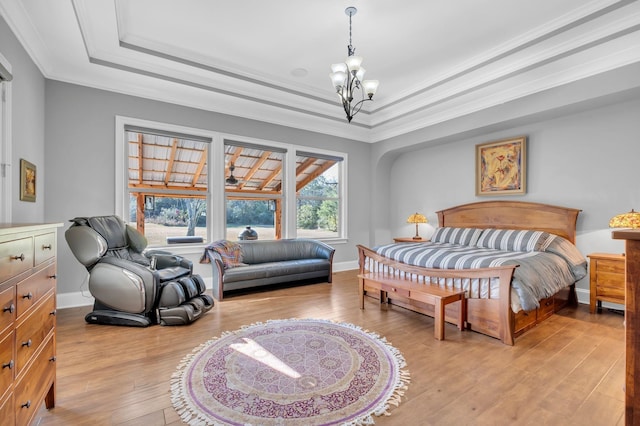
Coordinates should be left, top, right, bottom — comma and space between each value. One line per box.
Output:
588, 253, 626, 314
596, 284, 625, 299
596, 259, 625, 275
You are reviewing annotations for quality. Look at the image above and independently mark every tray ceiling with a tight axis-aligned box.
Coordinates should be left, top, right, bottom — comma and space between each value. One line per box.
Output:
1, 0, 639, 142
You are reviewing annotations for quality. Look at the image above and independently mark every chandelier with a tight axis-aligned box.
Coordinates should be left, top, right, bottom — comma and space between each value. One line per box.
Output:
329, 7, 379, 123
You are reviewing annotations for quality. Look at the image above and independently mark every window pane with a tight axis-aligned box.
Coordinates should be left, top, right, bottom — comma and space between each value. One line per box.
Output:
129, 195, 207, 246
127, 129, 209, 246
225, 142, 283, 240
225, 199, 275, 241
297, 161, 340, 239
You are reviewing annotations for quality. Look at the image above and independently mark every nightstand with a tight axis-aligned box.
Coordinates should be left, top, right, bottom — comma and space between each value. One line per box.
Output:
393, 237, 429, 243
587, 252, 625, 314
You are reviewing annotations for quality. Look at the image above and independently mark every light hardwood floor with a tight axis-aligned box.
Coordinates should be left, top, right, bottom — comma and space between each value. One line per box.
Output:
36, 270, 625, 425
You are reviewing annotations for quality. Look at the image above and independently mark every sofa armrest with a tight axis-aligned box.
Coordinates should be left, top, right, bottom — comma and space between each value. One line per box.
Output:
205, 250, 226, 301
311, 241, 335, 260
308, 240, 335, 283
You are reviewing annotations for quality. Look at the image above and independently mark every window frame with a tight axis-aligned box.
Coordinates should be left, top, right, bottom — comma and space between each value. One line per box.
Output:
0, 52, 12, 223
116, 117, 348, 247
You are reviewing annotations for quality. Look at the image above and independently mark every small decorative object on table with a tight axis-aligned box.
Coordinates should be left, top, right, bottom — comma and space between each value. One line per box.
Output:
406, 212, 427, 240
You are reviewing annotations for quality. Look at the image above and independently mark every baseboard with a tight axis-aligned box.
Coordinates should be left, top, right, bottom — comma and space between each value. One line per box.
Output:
575, 287, 624, 311
57, 260, 360, 309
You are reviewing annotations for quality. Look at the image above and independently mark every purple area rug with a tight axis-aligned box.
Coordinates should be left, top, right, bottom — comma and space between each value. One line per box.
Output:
171, 318, 410, 425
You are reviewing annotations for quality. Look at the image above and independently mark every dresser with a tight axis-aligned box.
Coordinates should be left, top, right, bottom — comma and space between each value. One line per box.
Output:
0, 223, 61, 425
587, 252, 625, 313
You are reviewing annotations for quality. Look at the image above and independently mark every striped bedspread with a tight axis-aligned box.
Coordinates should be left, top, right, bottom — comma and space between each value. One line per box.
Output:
374, 239, 586, 312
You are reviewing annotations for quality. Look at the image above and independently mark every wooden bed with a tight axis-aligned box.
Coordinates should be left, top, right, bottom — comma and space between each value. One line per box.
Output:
357, 200, 582, 345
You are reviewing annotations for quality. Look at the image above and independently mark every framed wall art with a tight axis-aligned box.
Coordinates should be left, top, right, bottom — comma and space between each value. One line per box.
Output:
476, 136, 526, 196
20, 159, 36, 202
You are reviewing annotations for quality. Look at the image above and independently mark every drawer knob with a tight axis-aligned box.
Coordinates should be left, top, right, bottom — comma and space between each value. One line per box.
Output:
10, 253, 25, 262
49, 356, 57, 362
2, 360, 13, 369
48, 274, 57, 280
20, 400, 31, 409
2, 303, 14, 314
22, 339, 32, 348
22, 292, 33, 300
42, 244, 52, 250
50, 310, 56, 316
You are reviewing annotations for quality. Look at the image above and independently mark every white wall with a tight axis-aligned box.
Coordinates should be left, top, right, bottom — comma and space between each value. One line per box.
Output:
384, 96, 640, 302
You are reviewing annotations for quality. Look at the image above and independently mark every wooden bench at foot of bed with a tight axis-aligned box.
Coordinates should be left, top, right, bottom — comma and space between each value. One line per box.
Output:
358, 272, 467, 340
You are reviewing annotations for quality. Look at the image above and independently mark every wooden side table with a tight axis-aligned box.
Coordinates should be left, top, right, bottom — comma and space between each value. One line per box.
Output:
393, 237, 429, 243
587, 252, 625, 314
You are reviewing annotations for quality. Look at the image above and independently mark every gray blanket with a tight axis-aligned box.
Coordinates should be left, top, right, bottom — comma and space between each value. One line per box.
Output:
375, 236, 587, 311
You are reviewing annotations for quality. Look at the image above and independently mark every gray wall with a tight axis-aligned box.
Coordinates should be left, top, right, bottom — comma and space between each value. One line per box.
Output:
43, 81, 371, 296
381, 95, 640, 299
0, 14, 45, 222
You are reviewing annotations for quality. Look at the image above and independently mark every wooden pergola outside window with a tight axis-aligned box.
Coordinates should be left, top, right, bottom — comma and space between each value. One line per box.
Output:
127, 130, 339, 243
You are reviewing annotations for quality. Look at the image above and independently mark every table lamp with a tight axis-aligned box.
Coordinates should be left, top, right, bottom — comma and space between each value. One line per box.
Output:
407, 212, 428, 240
609, 209, 640, 229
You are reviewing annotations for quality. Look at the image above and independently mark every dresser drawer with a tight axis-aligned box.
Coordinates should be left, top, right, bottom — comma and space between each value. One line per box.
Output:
0, 237, 34, 283
0, 331, 15, 401
14, 335, 55, 426
0, 393, 15, 426
34, 232, 56, 266
0, 286, 16, 336
15, 293, 56, 376
16, 264, 56, 317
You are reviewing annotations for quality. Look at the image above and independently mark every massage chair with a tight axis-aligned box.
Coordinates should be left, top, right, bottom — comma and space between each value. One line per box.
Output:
65, 215, 213, 326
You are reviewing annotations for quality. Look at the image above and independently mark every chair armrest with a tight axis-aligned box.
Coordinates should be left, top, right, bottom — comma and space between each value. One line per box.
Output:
145, 250, 193, 273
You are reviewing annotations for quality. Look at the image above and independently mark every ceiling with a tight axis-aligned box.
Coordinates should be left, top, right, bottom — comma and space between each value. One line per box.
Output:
1, 0, 639, 142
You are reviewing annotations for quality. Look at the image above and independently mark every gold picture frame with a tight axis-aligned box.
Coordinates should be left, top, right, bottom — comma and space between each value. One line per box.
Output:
476, 136, 527, 196
20, 159, 36, 202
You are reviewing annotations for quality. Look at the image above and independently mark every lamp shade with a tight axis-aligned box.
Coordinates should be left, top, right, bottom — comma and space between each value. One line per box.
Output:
407, 213, 427, 224
362, 80, 379, 97
609, 209, 640, 228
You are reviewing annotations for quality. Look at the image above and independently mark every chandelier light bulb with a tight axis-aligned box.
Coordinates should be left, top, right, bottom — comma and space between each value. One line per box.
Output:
362, 80, 379, 98
331, 63, 347, 74
330, 71, 347, 90
345, 55, 363, 71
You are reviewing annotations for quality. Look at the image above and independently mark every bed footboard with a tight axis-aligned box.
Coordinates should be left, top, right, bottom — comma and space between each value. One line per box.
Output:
357, 244, 518, 345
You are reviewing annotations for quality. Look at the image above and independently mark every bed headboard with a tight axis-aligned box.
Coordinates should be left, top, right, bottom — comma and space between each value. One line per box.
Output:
436, 201, 581, 243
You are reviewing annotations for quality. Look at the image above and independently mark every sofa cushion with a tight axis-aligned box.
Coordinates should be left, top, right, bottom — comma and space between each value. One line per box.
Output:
239, 239, 333, 264
223, 259, 331, 283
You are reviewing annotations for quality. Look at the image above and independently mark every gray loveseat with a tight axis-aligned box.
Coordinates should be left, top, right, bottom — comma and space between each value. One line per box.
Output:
204, 239, 335, 300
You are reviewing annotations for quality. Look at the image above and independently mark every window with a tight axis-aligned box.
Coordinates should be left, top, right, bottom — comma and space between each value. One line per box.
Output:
125, 126, 211, 246
116, 118, 348, 245
296, 152, 343, 240
224, 141, 285, 241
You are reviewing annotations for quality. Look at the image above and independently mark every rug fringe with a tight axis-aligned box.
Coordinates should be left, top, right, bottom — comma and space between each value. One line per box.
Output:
170, 317, 411, 426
